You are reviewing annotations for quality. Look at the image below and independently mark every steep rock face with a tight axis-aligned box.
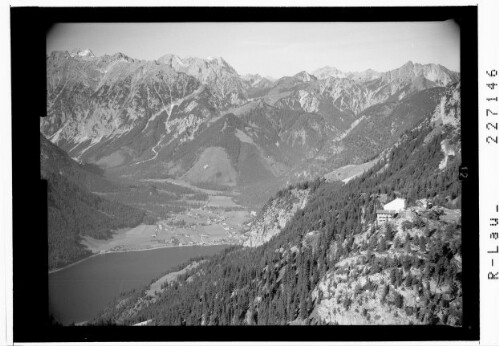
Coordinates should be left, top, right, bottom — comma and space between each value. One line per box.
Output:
430, 82, 461, 130
243, 187, 309, 247
43, 51, 204, 163
428, 83, 461, 172
283, 84, 451, 184
273, 62, 458, 117
158, 54, 247, 107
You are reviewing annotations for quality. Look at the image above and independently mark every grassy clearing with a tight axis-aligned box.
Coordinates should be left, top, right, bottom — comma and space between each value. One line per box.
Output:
324, 158, 378, 183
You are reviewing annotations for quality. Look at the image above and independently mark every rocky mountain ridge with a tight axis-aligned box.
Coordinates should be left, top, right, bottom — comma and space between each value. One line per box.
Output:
42, 50, 460, 193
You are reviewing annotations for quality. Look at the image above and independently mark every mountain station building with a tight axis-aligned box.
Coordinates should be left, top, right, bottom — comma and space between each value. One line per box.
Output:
376, 198, 406, 225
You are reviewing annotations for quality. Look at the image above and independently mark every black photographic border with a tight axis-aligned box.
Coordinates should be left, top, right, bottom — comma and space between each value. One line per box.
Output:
11, 6, 479, 342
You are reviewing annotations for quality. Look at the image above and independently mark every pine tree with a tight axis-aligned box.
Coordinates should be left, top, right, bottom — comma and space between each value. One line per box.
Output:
394, 293, 404, 309
405, 272, 413, 287
396, 269, 403, 287
390, 268, 397, 285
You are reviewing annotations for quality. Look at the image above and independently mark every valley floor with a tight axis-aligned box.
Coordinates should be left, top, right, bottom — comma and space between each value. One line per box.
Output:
81, 179, 255, 258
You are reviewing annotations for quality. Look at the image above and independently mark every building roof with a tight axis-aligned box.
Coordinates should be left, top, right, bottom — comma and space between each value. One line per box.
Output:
383, 198, 406, 212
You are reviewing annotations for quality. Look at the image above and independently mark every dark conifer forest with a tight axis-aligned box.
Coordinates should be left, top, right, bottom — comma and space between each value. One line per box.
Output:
41, 135, 145, 270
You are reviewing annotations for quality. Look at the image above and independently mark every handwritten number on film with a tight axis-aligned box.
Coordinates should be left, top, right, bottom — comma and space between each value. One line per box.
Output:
488, 205, 499, 280
486, 71, 499, 280
486, 70, 498, 144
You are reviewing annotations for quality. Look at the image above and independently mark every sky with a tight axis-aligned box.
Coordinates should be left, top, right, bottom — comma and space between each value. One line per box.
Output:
47, 21, 460, 78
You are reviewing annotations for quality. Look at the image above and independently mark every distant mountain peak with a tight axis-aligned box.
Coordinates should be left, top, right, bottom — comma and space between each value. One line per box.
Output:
403, 60, 414, 67
294, 71, 316, 82
205, 56, 237, 72
314, 66, 343, 73
157, 53, 182, 64
241, 73, 262, 81
69, 48, 95, 58
311, 66, 346, 80
158, 54, 237, 75
110, 52, 134, 63
382, 61, 459, 87
206, 56, 225, 64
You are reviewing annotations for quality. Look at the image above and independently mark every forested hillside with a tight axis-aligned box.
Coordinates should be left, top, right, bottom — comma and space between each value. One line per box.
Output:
93, 83, 462, 326
40, 133, 118, 192
41, 134, 145, 270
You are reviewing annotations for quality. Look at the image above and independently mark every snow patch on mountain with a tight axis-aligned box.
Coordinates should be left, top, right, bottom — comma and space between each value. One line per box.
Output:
70, 48, 95, 58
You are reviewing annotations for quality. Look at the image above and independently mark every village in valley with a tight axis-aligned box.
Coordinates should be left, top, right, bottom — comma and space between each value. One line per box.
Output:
81, 193, 258, 254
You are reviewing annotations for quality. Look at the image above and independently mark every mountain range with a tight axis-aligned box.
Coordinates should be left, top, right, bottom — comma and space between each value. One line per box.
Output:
41, 50, 459, 203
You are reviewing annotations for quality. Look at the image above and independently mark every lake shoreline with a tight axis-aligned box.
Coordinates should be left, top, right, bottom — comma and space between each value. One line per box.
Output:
49, 244, 230, 325
49, 243, 233, 275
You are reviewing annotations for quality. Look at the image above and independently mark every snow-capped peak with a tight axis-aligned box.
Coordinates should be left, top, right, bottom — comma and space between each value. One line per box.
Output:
70, 48, 95, 58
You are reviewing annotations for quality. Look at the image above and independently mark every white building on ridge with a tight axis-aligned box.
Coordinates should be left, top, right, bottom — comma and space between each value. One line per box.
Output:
383, 198, 406, 212
376, 198, 406, 225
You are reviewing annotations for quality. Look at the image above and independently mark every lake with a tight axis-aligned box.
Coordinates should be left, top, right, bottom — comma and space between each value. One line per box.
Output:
49, 245, 228, 325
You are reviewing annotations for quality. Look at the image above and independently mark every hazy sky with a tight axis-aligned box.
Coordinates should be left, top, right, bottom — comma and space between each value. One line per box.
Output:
47, 21, 460, 78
